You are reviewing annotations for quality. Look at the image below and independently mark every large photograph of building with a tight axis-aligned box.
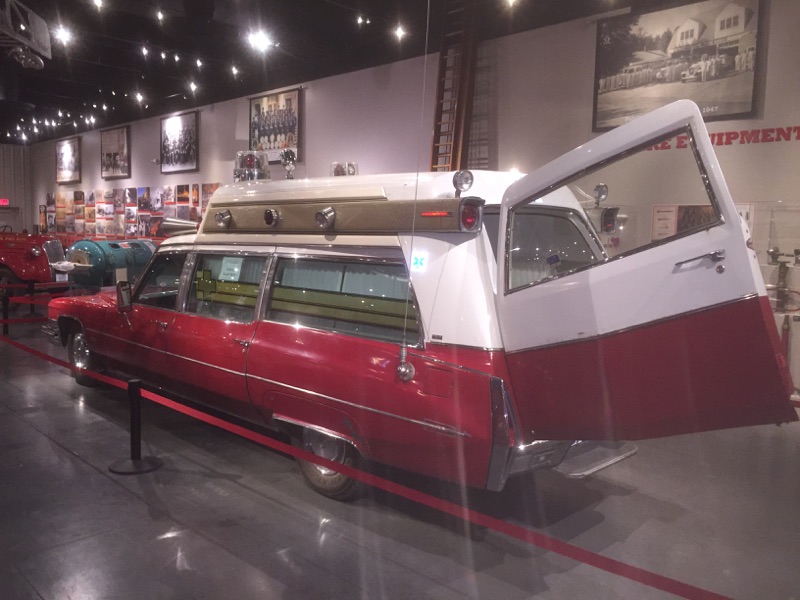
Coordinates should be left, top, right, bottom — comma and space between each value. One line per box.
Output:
594, 0, 759, 129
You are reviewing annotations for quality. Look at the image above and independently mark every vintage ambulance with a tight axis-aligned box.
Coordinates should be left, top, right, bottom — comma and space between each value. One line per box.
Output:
48, 101, 797, 499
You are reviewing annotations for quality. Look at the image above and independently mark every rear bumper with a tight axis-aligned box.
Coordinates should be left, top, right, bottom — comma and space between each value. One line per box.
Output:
485, 377, 573, 491
484, 377, 638, 490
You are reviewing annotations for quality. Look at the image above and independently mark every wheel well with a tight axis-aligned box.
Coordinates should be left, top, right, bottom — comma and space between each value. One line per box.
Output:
58, 317, 82, 347
273, 418, 366, 459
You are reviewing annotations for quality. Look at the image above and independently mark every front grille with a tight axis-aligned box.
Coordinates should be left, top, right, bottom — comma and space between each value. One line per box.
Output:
43, 240, 65, 263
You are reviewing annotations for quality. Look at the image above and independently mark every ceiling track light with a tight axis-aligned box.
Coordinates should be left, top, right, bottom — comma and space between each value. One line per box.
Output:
54, 25, 72, 45
247, 30, 273, 53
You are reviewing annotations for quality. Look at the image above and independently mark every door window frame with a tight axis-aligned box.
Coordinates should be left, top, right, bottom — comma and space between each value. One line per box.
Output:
131, 248, 192, 311
504, 126, 725, 296
182, 251, 272, 324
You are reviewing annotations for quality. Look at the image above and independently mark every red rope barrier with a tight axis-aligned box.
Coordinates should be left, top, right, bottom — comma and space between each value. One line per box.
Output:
0, 335, 733, 600
0, 317, 47, 325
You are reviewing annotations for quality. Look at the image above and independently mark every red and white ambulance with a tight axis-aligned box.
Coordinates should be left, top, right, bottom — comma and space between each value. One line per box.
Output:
48, 100, 797, 499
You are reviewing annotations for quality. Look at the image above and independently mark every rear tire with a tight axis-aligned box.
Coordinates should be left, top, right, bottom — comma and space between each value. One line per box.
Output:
294, 429, 363, 501
67, 328, 99, 387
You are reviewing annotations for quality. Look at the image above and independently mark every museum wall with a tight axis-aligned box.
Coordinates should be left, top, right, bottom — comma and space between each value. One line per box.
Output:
0, 144, 28, 230
14, 0, 800, 256
487, 0, 799, 256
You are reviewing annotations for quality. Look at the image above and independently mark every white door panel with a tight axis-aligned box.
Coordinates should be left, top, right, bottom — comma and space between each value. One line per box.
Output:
495, 100, 796, 440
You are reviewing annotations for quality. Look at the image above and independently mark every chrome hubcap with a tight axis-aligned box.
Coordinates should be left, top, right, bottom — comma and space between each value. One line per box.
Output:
303, 429, 346, 476
72, 333, 91, 369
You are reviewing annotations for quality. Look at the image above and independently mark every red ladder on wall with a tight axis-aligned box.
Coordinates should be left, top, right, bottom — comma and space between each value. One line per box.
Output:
430, 0, 478, 172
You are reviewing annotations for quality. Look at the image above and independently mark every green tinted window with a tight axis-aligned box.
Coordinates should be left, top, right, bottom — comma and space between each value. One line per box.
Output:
266, 258, 420, 344
185, 254, 265, 323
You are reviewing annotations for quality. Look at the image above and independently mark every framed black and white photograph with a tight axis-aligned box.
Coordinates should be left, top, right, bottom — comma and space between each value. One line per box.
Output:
160, 110, 199, 174
593, 0, 761, 131
55, 137, 81, 184
100, 126, 131, 179
248, 87, 300, 164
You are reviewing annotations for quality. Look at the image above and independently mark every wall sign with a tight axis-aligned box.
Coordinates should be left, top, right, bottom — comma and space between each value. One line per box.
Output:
646, 125, 800, 150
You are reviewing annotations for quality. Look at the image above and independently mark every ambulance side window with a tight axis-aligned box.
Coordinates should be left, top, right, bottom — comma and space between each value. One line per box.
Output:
265, 257, 420, 344
134, 251, 188, 310
185, 254, 266, 323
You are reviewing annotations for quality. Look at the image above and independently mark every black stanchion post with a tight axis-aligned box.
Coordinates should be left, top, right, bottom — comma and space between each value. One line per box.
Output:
108, 379, 164, 475
28, 282, 35, 315
2, 294, 8, 336
130, 379, 142, 461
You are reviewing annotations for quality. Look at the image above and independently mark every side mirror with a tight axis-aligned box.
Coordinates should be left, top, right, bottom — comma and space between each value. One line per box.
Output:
116, 281, 132, 313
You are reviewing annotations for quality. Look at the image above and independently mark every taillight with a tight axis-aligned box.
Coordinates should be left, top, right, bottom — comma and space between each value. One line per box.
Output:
461, 205, 478, 229
459, 197, 484, 232
600, 207, 619, 233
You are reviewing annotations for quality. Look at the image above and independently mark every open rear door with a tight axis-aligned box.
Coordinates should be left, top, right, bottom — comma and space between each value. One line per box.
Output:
496, 100, 797, 441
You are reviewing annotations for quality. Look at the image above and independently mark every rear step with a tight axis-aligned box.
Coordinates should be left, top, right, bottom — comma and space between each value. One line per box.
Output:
555, 441, 638, 478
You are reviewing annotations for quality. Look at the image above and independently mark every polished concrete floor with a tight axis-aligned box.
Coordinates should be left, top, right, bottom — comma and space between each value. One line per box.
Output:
1, 313, 799, 600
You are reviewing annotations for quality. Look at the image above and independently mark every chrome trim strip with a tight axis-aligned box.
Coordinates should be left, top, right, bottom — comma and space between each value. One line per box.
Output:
246, 372, 469, 438
405, 350, 496, 377
168, 351, 244, 377
94, 330, 247, 378
270, 415, 367, 455
505, 293, 761, 356
426, 341, 503, 353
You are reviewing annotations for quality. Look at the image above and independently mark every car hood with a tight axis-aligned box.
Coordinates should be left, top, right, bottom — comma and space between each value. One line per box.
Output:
48, 287, 118, 319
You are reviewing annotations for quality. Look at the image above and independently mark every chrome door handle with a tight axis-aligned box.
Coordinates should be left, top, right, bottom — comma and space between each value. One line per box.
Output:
675, 249, 725, 267
234, 338, 250, 347
155, 321, 168, 331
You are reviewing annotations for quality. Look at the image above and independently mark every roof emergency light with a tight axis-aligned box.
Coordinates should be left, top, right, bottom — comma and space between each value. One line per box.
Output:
233, 151, 270, 181
315, 207, 335, 229
452, 170, 474, 197
263, 209, 279, 227
214, 209, 232, 228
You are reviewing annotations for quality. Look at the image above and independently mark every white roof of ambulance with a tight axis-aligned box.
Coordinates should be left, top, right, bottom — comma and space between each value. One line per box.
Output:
207, 170, 522, 208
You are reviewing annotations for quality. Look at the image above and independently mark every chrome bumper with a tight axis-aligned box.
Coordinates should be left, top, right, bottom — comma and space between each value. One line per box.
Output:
42, 320, 61, 341
484, 378, 635, 491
